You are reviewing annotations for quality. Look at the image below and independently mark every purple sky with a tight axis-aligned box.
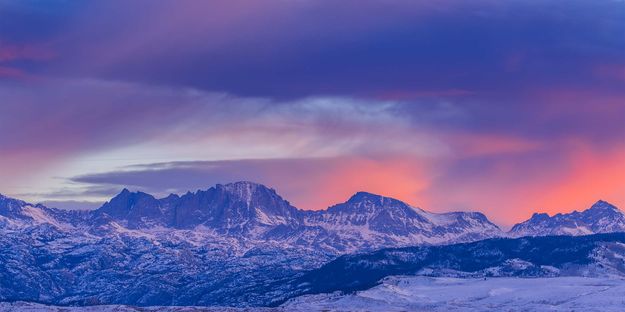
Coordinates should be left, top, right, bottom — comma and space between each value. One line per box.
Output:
1, 0, 624, 226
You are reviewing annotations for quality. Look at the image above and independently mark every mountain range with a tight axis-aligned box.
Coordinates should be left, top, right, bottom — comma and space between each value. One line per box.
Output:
3, 181, 624, 248
1, 181, 506, 253
509, 200, 625, 237
1, 181, 625, 307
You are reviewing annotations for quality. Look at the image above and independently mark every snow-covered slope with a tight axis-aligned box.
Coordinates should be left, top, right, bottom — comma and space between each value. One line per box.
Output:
273, 233, 625, 305
0, 193, 83, 230
5, 277, 625, 311
283, 276, 625, 312
509, 200, 625, 237
301, 192, 502, 252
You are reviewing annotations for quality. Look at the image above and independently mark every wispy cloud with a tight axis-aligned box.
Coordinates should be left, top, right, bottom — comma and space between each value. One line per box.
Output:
1, 0, 624, 225
64, 156, 434, 212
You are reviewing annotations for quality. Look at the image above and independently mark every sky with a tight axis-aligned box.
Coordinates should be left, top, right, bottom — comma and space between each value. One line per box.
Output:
0, 0, 624, 227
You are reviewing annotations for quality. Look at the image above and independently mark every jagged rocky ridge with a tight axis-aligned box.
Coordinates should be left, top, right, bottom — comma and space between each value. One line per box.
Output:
509, 200, 625, 237
4, 182, 624, 248
95, 182, 302, 232
1, 182, 503, 252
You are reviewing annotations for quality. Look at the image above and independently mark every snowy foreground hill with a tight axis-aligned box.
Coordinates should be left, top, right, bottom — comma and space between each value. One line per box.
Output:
284, 276, 625, 312
3, 277, 625, 312
2, 181, 625, 310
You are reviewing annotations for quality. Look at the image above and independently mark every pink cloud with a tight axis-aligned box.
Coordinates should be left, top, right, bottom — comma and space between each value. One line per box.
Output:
266, 156, 433, 211
421, 140, 625, 227
0, 42, 55, 62
0, 66, 28, 79
446, 133, 543, 157
372, 89, 476, 101
593, 64, 625, 82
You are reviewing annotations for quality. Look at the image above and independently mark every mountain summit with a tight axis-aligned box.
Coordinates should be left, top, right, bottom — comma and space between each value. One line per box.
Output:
509, 200, 625, 237
94, 181, 302, 233
0, 194, 28, 218
171, 181, 302, 232
96, 189, 165, 228
303, 191, 502, 250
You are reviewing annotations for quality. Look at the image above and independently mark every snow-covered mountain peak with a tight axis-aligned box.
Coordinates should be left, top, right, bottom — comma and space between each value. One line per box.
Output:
336, 192, 419, 214
509, 200, 625, 237
0, 193, 25, 204
301, 192, 503, 248
0, 195, 77, 230
0, 194, 30, 217
100, 189, 158, 209
216, 181, 278, 206
528, 212, 550, 221
346, 191, 384, 203
346, 191, 414, 206
162, 193, 180, 200
95, 189, 164, 228
220, 180, 266, 189
586, 200, 620, 214
169, 181, 301, 231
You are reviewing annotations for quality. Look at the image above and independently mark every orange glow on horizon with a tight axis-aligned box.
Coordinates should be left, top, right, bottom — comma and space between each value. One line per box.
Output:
267, 156, 433, 212
276, 142, 625, 228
